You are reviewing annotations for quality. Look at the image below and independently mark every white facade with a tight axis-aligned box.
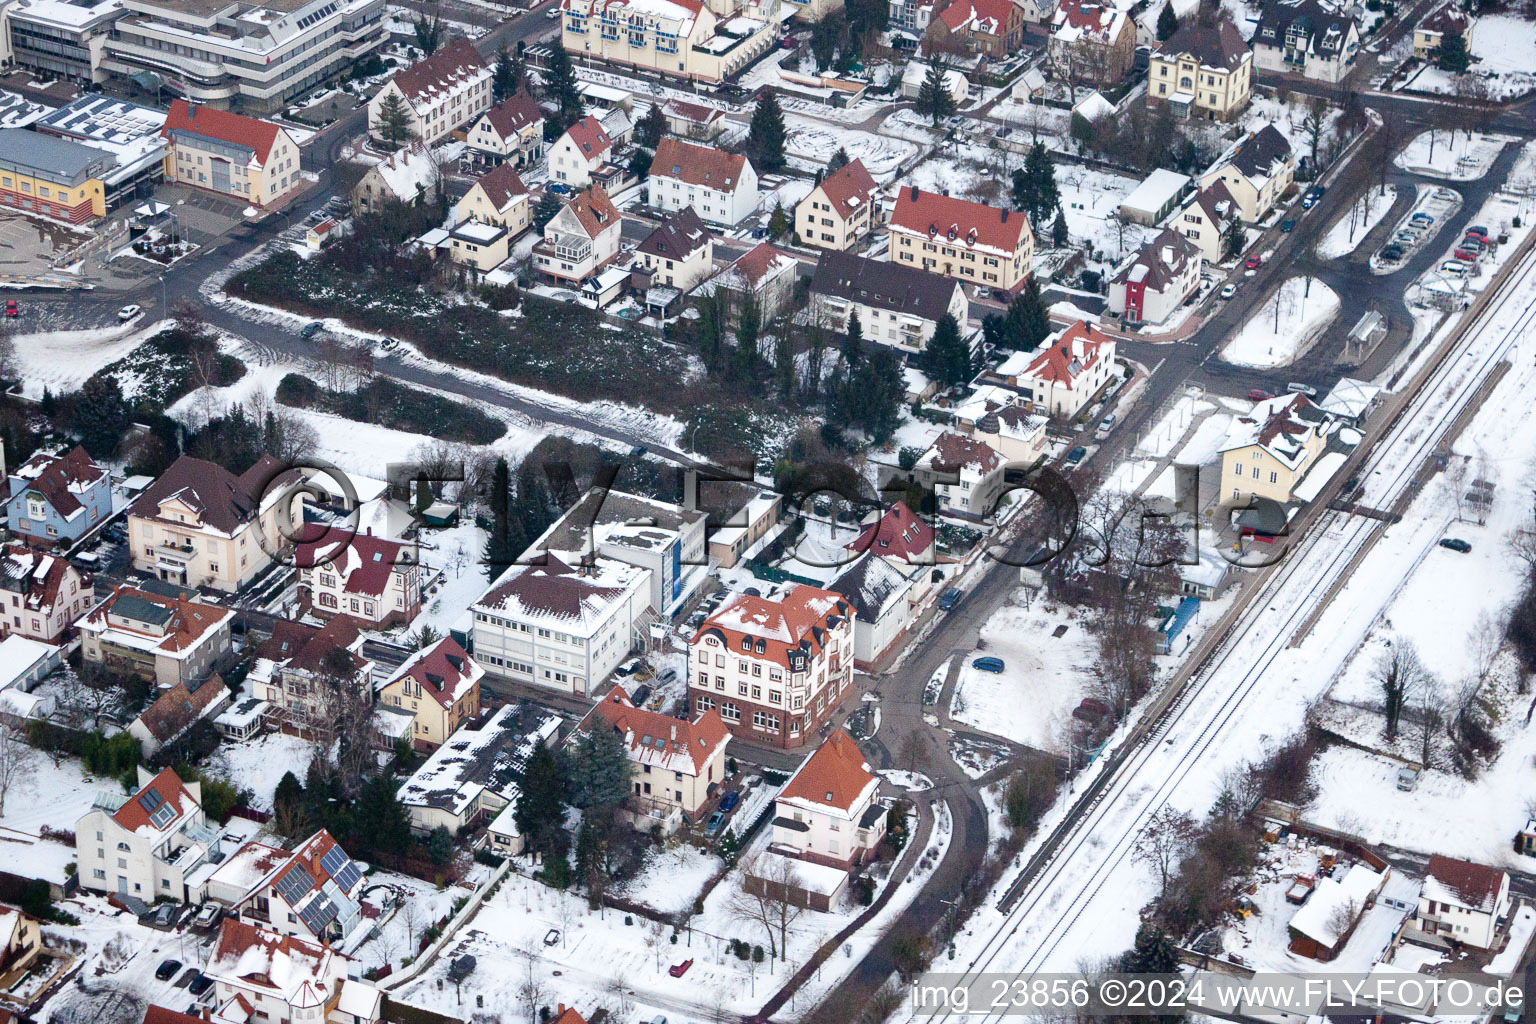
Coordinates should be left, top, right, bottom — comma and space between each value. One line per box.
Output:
367, 39, 492, 146
75, 767, 218, 903
648, 139, 759, 227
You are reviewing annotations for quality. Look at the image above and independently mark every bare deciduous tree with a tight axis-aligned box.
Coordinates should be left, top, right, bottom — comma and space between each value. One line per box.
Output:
730, 854, 806, 958
0, 727, 33, 815
515, 946, 546, 1024
1376, 642, 1426, 741
1133, 806, 1197, 900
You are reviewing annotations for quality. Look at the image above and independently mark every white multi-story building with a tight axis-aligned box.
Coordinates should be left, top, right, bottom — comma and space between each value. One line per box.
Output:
1417, 855, 1511, 950
214, 829, 369, 946
76, 767, 222, 902
689, 582, 854, 749
548, 114, 613, 187
367, 37, 491, 146
561, 0, 780, 84
1197, 123, 1295, 222
1250, 0, 1359, 83
912, 431, 1007, 519
634, 207, 714, 305
472, 554, 652, 698
100, 0, 386, 113
649, 137, 758, 227
770, 729, 886, 867
0, 544, 91, 645
993, 319, 1117, 419
794, 158, 880, 252
4, 0, 122, 83
809, 250, 968, 355
295, 528, 420, 628
1107, 228, 1203, 326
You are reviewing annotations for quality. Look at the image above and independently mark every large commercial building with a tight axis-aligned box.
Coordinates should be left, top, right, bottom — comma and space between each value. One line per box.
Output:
4, 0, 122, 83
0, 127, 110, 223
560, 0, 782, 85
33, 94, 168, 210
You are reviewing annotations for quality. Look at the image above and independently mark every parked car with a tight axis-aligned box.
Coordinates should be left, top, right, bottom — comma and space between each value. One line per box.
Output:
300, 321, 323, 338
3, 299, 16, 317
1280, 218, 1295, 232
1440, 260, 1469, 277
156, 960, 183, 981
1396, 766, 1420, 791
1467, 224, 1489, 238
1220, 283, 1237, 299
1411, 212, 1435, 224
1244, 254, 1262, 270
1247, 388, 1274, 401
1286, 382, 1317, 397
379, 337, 400, 352
1454, 247, 1480, 262
668, 960, 694, 978
117, 304, 142, 321
1434, 188, 1458, 200
656, 667, 677, 685
705, 811, 725, 835
1460, 236, 1485, 252
189, 974, 214, 997
546, 182, 572, 195
543, 929, 560, 947
1307, 185, 1326, 200
193, 903, 222, 929
628, 683, 651, 706
720, 790, 741, 812
1379, 245, 1405, 261
971, 656, 1005, 673
175, 967, 200, 989
938, 588, 963, 610
1066, 445, 1087, 466
1393, 231, 1418, 244
630, 444, 647, 456
1439, 537, 1472, 553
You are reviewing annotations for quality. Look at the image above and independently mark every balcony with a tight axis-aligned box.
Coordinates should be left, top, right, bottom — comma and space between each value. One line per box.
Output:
542, 234, 593, 263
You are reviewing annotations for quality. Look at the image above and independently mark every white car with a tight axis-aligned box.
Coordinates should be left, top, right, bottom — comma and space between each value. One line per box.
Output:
117, 304, 142, 321
1220, 283, 1237, 299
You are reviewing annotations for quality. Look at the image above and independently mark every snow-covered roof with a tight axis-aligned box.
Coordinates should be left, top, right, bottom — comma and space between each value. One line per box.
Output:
0, 635, 59, 688
396, 706, 560, 816
370, 142, 439, 202
1424, 854, 1506, 914
1219, 393, 1329, 469
1319, 377, 1381, 420
1072, 91, 1115, 121
831, 553, 915, 625
1292, 450, 1348, 503
475, 554, 648, 636
1288, 863, 1384, 948
1119, 168, 1191, 217
578, 685, 730, 778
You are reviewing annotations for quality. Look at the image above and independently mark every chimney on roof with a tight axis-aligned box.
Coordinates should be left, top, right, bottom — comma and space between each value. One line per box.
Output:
670, 724, 677, 741
557, 1006, 566, 1017
910, 185, 920, 200
188, 103, 199, 119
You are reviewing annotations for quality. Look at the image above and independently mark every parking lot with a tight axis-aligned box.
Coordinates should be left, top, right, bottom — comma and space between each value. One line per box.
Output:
1370, 185, 1462, 274
0, 210, 92, 281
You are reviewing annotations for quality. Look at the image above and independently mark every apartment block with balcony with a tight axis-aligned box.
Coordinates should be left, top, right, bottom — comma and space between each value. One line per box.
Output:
76, 767, 222, 903
562, 0, 780, 84
5, 0, 122, 83
794, 158, 879, 251
102, 0, 387, 113
689, 582, 853, 749
1147, 19, 1252, 121
367, 37, 491, 146
1250, 0, 1359, 83
80, 584, 234, 688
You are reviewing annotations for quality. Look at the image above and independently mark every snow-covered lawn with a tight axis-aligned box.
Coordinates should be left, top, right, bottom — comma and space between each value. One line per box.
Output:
0, 755, 103, 885
615, 845, 725, 915
205, 732, 314, 811
949, 596, 1097, 752
411, 518, 493, 638
12, 320, 171, 399
354, 870, 471, 974
1219, 277, 1339, 368
1393, 130, 1508, 180
1056, 166, 1156, 266
1400, 17, 1536, 100
1135, 392, 1215, 460
1317, 185, 1398, 259
784, 115, 917, 179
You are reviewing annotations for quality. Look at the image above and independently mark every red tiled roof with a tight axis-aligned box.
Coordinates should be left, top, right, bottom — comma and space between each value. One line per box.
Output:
1, 543, 79, 619
210, 918, 329, 986
389, 637, 482, 710
7, 445, 104, 520
662, 98, 723, 124
1052, 0, 1123, 35
693, 583, 849, 672
925, 431, 1003, 474
85, 584, 231, 655
562, 114, 613, 161
144, 1007, 204, 1024
890, 186, 1030, 254
653, 137, 749, 192
134, 674, 226, 744
565, 184, 620, 240
583, 685, 729, 776
845, 501, 934, 563
937, 0, 1016, 34
111, 767, 199, 833
779, 729, 876, 812
294, 525, 413, 600
389, 38, 487, 104
1425, 854, 1505, 914
816, 159, 878, 217
1017, 320, 1112, 389
472, 163, 529, 212
723, 241, 794, 287
481, 92, 544, 138
257, 616, 364, 674
162, 100, 283, 165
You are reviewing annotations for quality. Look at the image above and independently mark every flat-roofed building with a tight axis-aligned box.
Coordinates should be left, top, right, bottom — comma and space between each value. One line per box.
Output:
0, 126, 109, 223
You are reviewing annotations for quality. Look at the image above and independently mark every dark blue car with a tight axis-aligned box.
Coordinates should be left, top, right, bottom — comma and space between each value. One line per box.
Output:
720, 790, 740, 812
938, 588, 963, 610
972, 656, 1005, 673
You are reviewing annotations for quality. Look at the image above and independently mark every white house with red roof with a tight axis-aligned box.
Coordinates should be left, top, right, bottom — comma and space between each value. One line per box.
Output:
689, 582, 853, 748
75, 766, 221, 903
795, 158, 880, 251
1416, 854, 1510, 949
913, 432, 1007, 519
661, 98, 725, 141
367, 38, 492, 147
995, 320, 1117, 419
533, 184, 623, 284
832, 501, 946, 666
549, 115, 615, 188
204, 918, 356, 1024
1107, 228, 1203, 326
708, 241, 800, 323
771, 729, 885, 867
575, 685, 730, 830
160, 101, 303, 209
295, 528, 420, 628
464, 91, 546, 171
887, 185, 1034, 292
377, 637, 483, 749
0, 543, 90, 644
650, 137, 759, 227
220, 829, 369, 947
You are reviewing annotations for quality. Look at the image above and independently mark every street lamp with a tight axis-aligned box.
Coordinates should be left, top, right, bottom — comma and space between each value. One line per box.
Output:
159, 274, 168, 315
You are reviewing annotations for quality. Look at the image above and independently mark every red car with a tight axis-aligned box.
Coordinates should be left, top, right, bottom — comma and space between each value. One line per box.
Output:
1248, 388, 1274, 401
1454, 247, 1479, 262
668, 959, 694, 978
3, 300, 16, 317
1244, 255, 1263, 270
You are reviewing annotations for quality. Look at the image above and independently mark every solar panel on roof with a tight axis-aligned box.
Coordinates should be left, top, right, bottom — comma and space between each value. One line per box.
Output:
138, 787, 165, 813
274, 863, 316, 905
319, 845, 350, 878
333, 862, 362, 892
297, 894, 337, 935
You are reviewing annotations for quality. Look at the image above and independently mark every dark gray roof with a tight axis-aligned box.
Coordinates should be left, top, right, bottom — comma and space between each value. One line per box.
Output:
1228, 124, 1292, 181
1253, 0, 1356, 55
1157, 18, 1250, 68
0, 128, 112, 185
110, 593, 176, 627
830, 554, 910, 625
810, 251, 960, 324
636, 207, 711, 260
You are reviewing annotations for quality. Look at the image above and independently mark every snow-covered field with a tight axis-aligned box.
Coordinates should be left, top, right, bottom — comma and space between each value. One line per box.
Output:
1219, 277, 1339, 368
1400, 16, 1536, 100
1317, 185, 1398, 259
12, 320, 171, 398
615, 845, 725, 915
1393, 131, 1508, 180
205, 732, 314, 811
784, 115, 917, 179
949, 596, 1097, 752
1055, 166, 1157, 266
